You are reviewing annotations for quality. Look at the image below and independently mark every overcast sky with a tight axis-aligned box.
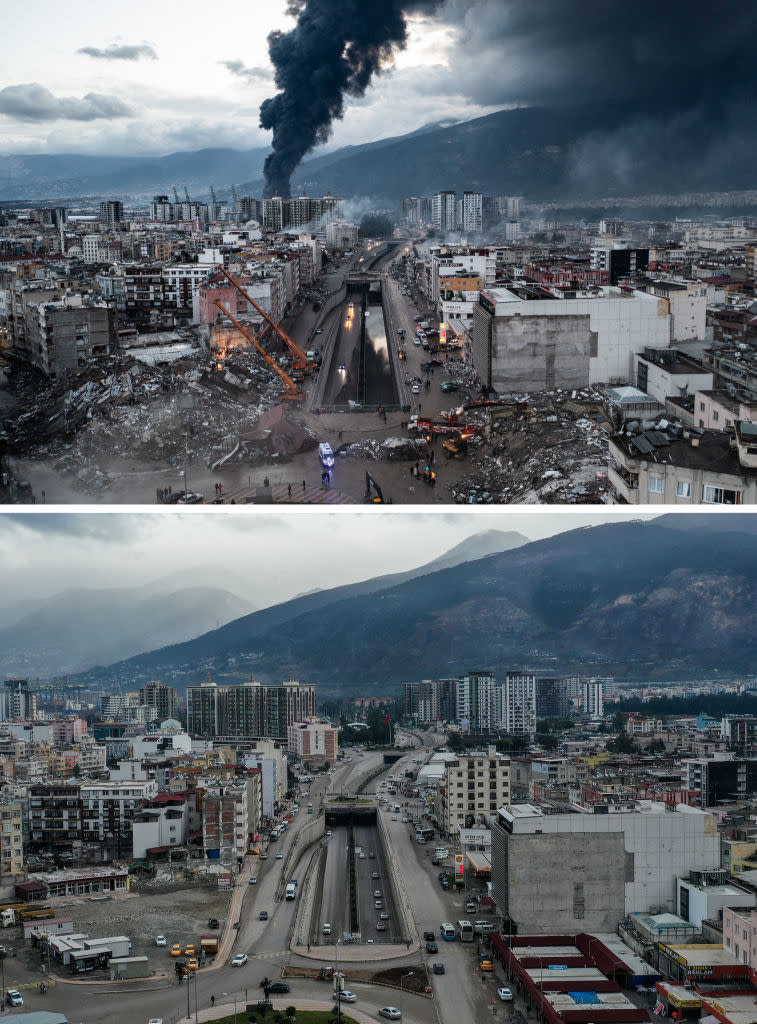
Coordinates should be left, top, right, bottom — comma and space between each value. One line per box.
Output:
0, 508, 661, 610
2, 0, 751, 161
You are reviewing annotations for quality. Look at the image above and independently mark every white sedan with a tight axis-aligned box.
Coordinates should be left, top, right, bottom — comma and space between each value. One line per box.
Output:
379, 1009, 401, 1020
498, 987, 513, 1001
232, 953, 248, 967
334, 991, 357, 1002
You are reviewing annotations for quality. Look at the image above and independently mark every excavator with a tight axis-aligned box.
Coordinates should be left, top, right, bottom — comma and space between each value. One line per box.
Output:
215, 266, 317, 379
442, 432, 469, 458
364, 472, 385, 504
214, 300, 303, 402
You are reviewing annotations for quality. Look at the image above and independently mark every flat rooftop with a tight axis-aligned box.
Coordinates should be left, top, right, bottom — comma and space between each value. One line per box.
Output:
701, 993, 757, 1024
527, 968, 607, 983
663, 945, 741, 967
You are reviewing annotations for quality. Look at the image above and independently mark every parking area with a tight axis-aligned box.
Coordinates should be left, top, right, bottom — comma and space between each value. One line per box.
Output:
42, 885, 233, 967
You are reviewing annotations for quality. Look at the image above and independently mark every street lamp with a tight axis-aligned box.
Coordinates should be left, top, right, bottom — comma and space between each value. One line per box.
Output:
333, 939, 342, 1024
400, 971, 414, 1020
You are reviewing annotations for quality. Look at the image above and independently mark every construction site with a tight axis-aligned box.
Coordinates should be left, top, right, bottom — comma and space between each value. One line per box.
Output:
0, 243, 618, 505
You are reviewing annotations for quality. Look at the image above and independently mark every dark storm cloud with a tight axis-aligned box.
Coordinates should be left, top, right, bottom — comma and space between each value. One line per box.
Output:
77, 44, 157, 61
219, 60, 272, 83
259, 0, 444, 197
441, 0, 756, 113
0, 84, 133, 122
432, 0, 757, 193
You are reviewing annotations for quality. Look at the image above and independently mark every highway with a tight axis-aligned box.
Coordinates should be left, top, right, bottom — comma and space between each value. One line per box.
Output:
38, 736, 509, 1024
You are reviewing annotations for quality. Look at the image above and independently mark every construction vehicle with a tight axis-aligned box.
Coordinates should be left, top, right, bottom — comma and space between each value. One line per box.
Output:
3, 906, 55, 925
443, 433, 468, 458
214, 301, 303, 402
364, 472, 384, 504
215, 266, 317, 377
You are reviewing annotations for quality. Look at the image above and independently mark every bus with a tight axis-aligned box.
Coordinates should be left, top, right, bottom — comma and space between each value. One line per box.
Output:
456, 920, 474, 942
416, 827, 434, 842
440, 923, 456, 941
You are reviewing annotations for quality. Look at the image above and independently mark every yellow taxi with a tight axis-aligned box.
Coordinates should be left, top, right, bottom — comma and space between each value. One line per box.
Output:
184, 944, 195, 957
187, 957, 199, 972
479, 959, 493, 972
171, 944, 181, 957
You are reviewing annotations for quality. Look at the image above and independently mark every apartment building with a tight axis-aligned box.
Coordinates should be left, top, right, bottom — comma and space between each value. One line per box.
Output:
503, 673, 537, 737
2, 678, 37, 721
200, 780, 250, 862
80, 780, 158, 848
28, 785, 83, 851
131, 792, 197, 860
0, 801, 24, 874
432, 191, 457, 234
437, 748, 511, 836
287, 721, 338, 767
138, 681, 179, 721
608, 422, 757, 504
187, 676, 316, 740
723, 906, 757, 965
162, 264, 211, 308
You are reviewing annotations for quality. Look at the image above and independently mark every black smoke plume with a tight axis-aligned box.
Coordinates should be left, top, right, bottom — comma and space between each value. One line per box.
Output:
260, 0, 441, 198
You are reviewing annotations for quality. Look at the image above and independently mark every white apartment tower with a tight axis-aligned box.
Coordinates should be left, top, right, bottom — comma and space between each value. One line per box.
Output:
432, 191, 457, 234
503, 673, 537, 738
462, 191, 483, 234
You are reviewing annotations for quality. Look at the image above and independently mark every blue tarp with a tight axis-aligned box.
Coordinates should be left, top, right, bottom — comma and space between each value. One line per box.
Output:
568, 992, 600, 1004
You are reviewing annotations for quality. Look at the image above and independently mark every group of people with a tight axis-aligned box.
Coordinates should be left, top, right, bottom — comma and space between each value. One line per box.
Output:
156, 485, 172, 502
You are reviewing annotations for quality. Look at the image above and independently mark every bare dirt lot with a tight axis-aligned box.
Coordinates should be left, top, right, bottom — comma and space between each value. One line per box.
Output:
46, 884, 232, 971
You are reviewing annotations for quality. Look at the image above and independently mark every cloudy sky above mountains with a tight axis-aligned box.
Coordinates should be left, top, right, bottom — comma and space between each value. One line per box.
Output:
1, 0, 751, 158
0, 509, 655, 610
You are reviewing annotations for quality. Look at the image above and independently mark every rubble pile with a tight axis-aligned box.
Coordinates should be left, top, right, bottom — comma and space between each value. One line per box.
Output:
1, 349, 290, 493
451, 389, 615, 504
341, 436, 427, 462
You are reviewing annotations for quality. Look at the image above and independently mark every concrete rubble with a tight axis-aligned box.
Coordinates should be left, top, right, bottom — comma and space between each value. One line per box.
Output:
449, 387, 616, 504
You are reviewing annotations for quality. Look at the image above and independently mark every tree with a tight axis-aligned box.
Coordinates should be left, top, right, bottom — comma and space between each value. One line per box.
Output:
606, 733, 639, 754
538, 734, 559, 752
446, 732, 465, 753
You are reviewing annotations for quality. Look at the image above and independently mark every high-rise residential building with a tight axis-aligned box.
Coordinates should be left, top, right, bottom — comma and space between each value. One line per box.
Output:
683, 756, 757, 807
503, 672, 537, 737
186, 676, 316, 740
138, 681, 179, 721
437, 747, 511, 836
590, 246, 649, 284
149, 195, 175, 221
99, 201, 124, 227
200, 779, 250, 862
583, 679, 605, 719
455, 671, 496, 732
432, 191, 457, 234
2, 679, 37, 721
461, 191, 483, 234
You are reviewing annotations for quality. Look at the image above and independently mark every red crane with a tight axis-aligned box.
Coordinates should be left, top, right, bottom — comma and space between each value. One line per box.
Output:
214, 300, 303, 402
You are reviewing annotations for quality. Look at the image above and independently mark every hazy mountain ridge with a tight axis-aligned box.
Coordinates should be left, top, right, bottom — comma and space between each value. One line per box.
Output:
72, 519, 757, 691
1, 103, 750, 202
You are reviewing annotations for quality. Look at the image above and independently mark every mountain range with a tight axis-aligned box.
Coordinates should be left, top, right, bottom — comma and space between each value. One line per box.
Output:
72, 516, 757, 694
0, 104, 751, 203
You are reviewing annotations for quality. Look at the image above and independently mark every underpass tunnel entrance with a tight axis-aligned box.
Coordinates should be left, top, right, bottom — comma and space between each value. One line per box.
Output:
324, 805, 378, 827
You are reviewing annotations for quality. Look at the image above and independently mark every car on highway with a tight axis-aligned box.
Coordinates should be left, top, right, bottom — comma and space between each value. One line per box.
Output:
378, 1008, 401, 1020
155, 935, 167, 946
326, 830, 332, 836
423, 931, 435, 942
372, 872, 380, 879
373, 890, 382, 897
376, 921, 386, 931
267, 982, 290, 994
171, 943, 181, 956
259, 911, 269, 921
375, 900, 383, 908
411, 384, 420, 394
480, 958, 493, 972
426, 941, 439, 954
380, 912, 389, 920
276, 852, 283, 859
338, 362, 345, 371
249, 876, 257, 885
315, 327, 323, 334
232, 953, 248, 967
335, 991, 357, 1002
323, 923, 332, 935
433, 963, 445, 975
498, 987, 513, 1001
440, 381, 460, 392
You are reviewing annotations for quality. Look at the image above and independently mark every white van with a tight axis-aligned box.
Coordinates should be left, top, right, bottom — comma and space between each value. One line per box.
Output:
322, 923, 332, 935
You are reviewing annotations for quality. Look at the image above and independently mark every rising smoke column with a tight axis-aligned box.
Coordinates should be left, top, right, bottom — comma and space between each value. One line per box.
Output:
259, 0, 442, 198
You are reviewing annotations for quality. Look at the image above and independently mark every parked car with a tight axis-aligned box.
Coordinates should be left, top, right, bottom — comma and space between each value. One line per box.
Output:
6, 990, 23, 1007
335, 991, 357, 1002
379, 1008, 401, 1020
259, 910, 269, 921
498, 987, 513, 1001
480, 958, 493, 972
376, 921, 387, 931
171, 943, 182, 956
380, 912, 389, 920
249, 876, 257, 885
155, 935, 167, 947
275, 852, 283, 859
184, 945, 195, 956
232, 953, 248, 967
187, 957, 199, 972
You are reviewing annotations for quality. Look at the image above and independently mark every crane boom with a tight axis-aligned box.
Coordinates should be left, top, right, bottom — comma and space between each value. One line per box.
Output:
173, 185, 180, 204
214, 300, 302, 401
184, 185, 191, 203
214, 265, 314, 371
231, 184, 238, 203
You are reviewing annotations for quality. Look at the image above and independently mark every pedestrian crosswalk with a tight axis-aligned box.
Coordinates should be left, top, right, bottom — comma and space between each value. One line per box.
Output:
221, 482, 356, 505
253, 949, 291, 960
